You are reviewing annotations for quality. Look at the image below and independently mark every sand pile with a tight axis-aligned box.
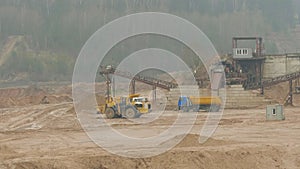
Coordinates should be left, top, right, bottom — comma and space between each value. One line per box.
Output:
0, 103, 80, 131
264, 82, 300, 106
0, 85, 73, 108
264, 82, 289, 104
7, 140, 284, 169
1, 85, 300, 169
175, 134, 236, 148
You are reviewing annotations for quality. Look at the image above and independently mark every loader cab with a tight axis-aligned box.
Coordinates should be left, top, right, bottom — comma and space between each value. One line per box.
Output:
131, 96, 151, 113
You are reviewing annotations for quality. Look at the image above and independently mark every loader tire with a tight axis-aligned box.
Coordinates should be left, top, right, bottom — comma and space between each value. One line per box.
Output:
125, 107, 137, 119
210, 105, 220, 112
105, 108, 116, 119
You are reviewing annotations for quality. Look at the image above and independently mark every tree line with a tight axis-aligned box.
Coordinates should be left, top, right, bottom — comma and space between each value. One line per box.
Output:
0, 0, 298, 81
0, 0, 297, 55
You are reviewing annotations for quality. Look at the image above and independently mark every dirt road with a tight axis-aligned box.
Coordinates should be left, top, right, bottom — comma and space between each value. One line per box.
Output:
1, 100, 300, 169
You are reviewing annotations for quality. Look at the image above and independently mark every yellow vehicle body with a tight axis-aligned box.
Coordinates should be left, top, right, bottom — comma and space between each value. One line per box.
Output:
129, 94, 151, 114
178, 96, 222, 112
98, 94, 151, 119
189, 96, 222, 106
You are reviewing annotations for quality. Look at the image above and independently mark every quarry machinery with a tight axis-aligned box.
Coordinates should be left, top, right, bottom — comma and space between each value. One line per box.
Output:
98, 65, 151, 119
229, 36, 300, 105
99, 93, 151, 119
178, 96, 222, 112
99, 65, 178, 101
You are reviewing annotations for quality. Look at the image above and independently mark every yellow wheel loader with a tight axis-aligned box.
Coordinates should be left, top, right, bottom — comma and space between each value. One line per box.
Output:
98, 94, 151, 119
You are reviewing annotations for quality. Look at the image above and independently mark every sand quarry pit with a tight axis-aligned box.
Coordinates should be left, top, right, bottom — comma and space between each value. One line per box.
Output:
0, 85, 300, 169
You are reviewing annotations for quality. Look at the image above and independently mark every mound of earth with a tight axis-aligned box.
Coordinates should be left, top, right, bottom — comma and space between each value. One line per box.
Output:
0, 85, 73, 108
0, 103, 81, 131
175, 134, 237, 148
6, 143, 284, 169
264, 82, 300, 106
1, 84, 300, 169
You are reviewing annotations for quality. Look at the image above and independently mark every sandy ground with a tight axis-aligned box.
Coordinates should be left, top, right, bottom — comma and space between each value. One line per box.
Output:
0, 85, 300, 169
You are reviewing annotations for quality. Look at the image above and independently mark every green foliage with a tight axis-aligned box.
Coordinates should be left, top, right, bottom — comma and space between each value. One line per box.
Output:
0, 50, 74, 82
0, 0, 296, 55
0, 0, 298, 82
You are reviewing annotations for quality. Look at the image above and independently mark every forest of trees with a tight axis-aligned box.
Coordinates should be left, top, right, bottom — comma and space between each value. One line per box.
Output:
0, 0, 298, 54
0, 0, 299, 81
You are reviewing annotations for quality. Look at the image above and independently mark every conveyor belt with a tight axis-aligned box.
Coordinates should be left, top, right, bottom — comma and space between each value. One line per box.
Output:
99, 66, 178, 90
245, 70, 300, 90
